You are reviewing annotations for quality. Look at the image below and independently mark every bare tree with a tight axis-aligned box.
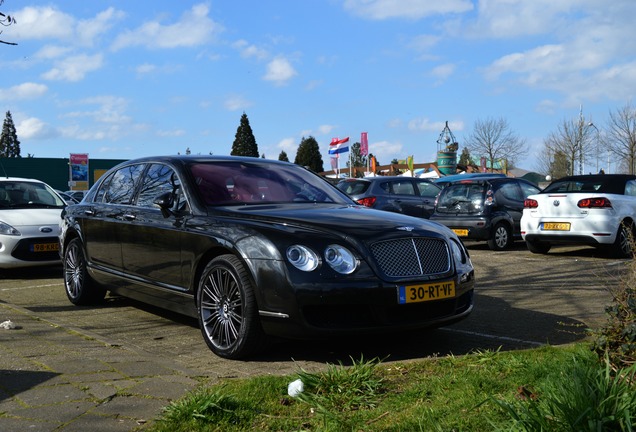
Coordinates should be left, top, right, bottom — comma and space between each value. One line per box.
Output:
0, 0, 17, 46
543, 111, 598, 176
535, 143, 571, 180
465, 117, 527, 173
604, 102, 636, 174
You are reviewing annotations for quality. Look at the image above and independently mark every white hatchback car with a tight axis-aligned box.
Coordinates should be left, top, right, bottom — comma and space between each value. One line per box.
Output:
0, 177, 66, 268
521, 174, 636, 257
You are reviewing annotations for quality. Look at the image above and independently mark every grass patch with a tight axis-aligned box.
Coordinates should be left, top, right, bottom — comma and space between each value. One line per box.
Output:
150, 343, 635, 431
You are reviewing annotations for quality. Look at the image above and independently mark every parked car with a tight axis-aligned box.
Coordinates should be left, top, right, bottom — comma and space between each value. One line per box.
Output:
434, 172, 507, 186
64, 190, 88, 202
55, 190, 80, 205
336, 176, 442, 219
430, 176, 541, 251
0, 177, 66, 268
59, 156, 475, 359
521, 174, 636, 257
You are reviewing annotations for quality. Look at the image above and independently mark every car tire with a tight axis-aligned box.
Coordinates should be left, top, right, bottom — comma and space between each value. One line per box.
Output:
63, 237, 106, 305
197, 254, 265, 359
487, 222, 512, 251
526, 240, 551, 254
607, 221, 635, 258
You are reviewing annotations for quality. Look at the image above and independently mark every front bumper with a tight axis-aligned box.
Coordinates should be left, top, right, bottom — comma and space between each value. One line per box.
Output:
258, 271, 475, 339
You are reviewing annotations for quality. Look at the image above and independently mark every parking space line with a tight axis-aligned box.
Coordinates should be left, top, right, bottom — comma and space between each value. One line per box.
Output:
441, 327, 544, 347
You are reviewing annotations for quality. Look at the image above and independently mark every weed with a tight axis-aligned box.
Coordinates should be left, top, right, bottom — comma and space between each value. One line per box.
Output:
492, 354, 636, 431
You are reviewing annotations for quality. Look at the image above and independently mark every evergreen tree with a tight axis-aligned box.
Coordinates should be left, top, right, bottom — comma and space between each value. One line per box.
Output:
549, 150, 570, 179
230, 112, 259, 157
346, 142, 367, 177
278, 150, 289, 162
294, 136, 324, 172
458, 147, 475, 167
0, 111, 21, 158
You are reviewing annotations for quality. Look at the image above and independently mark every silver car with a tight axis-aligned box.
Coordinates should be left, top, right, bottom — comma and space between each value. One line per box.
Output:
0, 178, 66, 268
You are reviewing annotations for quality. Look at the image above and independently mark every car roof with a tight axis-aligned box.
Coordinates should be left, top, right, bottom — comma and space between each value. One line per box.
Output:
438, 175, 515, 186
0, 176, 46, 184
113, 154, 297, 166
549, 174, 636, 183
434, 173, 507, 184
542, 174, 636, 194
338, 176, 432, 183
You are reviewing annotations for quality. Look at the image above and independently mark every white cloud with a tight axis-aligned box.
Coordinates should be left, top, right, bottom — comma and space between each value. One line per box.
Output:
12, 6, 74, 40
12, 6, 123, 46
41, 54, 104, 82
408, 118, 464, 132
63, 96, 131, 125
15, 116, 58, 140
343, 0, 473, 20
33, 45, 73, 60
136, 63, 156, 74
369, 140, 403, 161
263, 56, 297, 85
430, 63, 456, 80
278, 137, 297, 153
224, 95, 253, 111
467, 0, 636, 105
232, 39, 269, 60
76, 7, 125, 47
156, 129, 186, 137
317, 125, 336, 135
0, 83, 48, 101
111, 3, 223, 50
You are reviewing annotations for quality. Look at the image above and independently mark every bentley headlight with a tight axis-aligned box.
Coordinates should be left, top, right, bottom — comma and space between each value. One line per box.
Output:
286, 245, 319, 272
0, 222, 20, 236
450, 239, 466, 264
324, 244, 357, 274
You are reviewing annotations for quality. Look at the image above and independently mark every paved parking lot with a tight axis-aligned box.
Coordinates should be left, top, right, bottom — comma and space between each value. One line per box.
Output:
0, 241, 627, 430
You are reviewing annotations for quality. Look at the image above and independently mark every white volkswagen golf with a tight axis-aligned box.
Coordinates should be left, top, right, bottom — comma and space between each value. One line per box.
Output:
521, 174, 636, 257
0, 177, 66, 268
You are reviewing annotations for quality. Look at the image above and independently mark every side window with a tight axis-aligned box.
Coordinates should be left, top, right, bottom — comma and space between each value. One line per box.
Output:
102, 164, 145, 205
625, 180, 636, 197
417, 181, 440, 198
390, 181, 415, 196
498, 182, 523, 201
519, 182, 541, 198
137, 164, 180, 208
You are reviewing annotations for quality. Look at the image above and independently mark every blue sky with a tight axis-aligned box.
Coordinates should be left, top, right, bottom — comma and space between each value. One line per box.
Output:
1, 0, 635, 173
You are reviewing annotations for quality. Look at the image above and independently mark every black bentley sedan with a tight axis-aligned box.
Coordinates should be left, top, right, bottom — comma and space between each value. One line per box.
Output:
60, 156, 475, 359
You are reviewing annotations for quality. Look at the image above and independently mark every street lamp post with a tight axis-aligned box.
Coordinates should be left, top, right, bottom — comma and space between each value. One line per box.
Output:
575, 107, 598, 175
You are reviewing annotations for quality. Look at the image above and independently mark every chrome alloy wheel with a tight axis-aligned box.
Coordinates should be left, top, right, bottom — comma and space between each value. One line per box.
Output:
199, 266, 244, 351
64, 240, 85, 300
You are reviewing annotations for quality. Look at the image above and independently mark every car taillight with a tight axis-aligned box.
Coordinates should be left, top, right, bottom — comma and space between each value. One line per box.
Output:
524, 199, 538, 208
356, 196, 376, 207
577, 197, 612, 208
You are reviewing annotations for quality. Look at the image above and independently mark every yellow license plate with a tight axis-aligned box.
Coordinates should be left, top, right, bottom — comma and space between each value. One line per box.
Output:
398, 281, 455, 304
452, 228, 469, 236
32, 243, 59, 252
542, 222, 571, 231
